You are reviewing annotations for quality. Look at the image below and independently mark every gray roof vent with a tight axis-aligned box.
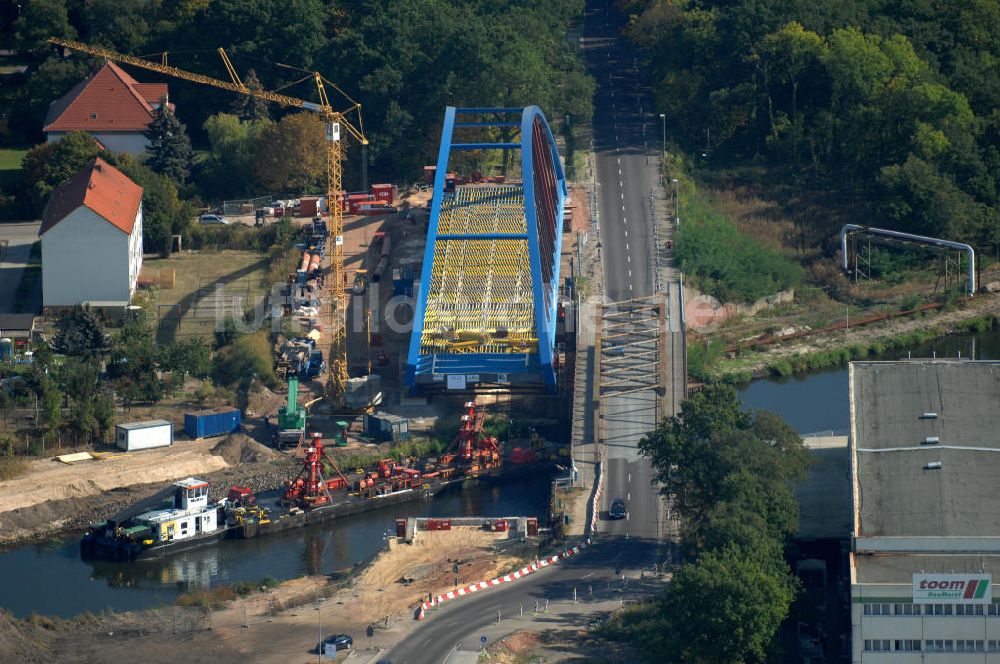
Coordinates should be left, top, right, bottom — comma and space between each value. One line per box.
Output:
925, 461, 943, 470
922, 436, 940, 445
920, 412, 938, 419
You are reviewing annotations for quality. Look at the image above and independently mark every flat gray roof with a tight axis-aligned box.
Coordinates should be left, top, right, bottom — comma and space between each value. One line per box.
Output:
117, 419, 172, 430
852, 360, 1000, 538
856, 553, 1000, 585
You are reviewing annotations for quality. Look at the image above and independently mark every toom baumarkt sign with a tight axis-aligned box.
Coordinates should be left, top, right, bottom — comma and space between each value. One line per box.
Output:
912, 574, 992, 604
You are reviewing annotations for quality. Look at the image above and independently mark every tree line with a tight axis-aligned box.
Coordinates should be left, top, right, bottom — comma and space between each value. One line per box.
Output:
603, 385, 812, 663
1, 0, 593, 201
625, 0, 1000, 253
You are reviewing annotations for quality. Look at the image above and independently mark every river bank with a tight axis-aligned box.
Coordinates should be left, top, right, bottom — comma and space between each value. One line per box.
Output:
705, 294, 1000, 383
1, 525, 537, 664
0, 435, 295, 552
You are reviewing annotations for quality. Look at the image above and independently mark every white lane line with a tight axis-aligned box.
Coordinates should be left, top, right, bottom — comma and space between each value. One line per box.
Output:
618, 168, 622, 176
627, 255, 631, 262
627, 492, 631, 501
624, 229, 628, 238
622, 217, 627, 224
625, 242, 629, 250
628, 269, 632, 277
620, 192, 624, 200
628, 473, 631, 482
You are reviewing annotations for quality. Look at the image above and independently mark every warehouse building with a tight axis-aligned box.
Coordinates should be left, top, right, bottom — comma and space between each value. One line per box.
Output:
39, 157, 144, 309
850, 360, 1000, 662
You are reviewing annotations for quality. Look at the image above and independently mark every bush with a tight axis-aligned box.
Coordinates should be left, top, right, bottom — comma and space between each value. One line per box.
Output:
674, 198, 803, 304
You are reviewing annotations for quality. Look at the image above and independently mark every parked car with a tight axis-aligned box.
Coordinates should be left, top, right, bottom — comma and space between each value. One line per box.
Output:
199, 213, 230, 225
609, 498, 628, 520
319, 634, 352, 655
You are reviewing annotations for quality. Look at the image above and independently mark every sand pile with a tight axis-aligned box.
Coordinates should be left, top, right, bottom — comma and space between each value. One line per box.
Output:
210, 434, 278, 465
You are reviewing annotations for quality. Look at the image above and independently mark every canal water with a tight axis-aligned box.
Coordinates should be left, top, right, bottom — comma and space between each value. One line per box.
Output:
0, 474, 550, 618
738, 328, 1000, 434
2, 328, 998, 619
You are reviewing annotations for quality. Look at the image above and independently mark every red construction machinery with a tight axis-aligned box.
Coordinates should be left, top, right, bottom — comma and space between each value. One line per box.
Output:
440, 401, 501, 475
282, 432, 350, 509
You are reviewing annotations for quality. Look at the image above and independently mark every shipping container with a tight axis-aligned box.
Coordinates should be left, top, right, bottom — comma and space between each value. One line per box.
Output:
423, 166, 436, 184
116, 420, 173, 452
299, 197, 319, 218
371, 184, 397, 204
184, 407, 241, 439
364, 411, 409, 442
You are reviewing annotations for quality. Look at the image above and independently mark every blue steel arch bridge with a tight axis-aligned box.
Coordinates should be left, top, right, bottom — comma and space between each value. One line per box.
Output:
405, 106, 567, 391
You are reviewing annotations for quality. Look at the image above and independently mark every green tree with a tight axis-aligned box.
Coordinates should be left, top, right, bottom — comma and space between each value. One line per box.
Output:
22, 132, 108, 214
108, 321, 161, 403
111, 153, 191, 254
638, 384, 810, 524
201, 113, 270, 197
252, 113, 326, 193
660, 545, 797, 664
38, 376, 63, 435
231, 69, 271, 121
162, 338, 212, 380
13, 0, 76, 57
51, 307, 107, 358
145, 101, 193, 185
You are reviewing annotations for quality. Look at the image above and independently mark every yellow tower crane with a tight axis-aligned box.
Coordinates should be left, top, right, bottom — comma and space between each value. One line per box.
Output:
48, 38, 367, 404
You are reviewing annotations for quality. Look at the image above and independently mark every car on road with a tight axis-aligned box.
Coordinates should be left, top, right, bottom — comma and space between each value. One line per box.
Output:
199, 213, 230, 225
319, 634, 352, 655
609, 498, 628, 520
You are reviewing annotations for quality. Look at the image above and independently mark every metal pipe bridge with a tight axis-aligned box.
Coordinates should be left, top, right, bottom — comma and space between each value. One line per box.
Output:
406, 106, 567, 391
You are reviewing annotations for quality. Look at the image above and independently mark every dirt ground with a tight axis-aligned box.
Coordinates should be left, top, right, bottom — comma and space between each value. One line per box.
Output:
0, 526, 527, 664
0, 435, 294, 548
483, 628, 641, 663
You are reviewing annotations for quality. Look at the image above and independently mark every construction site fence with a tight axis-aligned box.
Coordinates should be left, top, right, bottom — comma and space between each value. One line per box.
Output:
222, 195, 272, 216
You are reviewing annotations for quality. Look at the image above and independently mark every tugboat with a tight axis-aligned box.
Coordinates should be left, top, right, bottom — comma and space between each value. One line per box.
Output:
81, 478, 234, 561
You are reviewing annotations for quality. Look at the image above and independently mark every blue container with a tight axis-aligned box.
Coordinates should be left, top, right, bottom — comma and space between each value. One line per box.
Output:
184, 407, 242, 439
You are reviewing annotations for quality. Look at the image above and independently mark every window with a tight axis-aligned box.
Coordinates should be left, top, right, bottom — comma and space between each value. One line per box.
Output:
895, 640, 921, 652
924, 604, 953, 615
956, 640, 984, 652
925, 640, 954, 652
864, 639, 892, 652
894, 603, 919, 615
989, 640, 1000, 652
956, 604, 985, 616
863, 603, 892, 616
989, 604, 1000, 616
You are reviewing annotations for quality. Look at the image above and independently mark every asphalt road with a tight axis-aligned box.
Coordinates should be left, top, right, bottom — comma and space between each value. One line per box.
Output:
380, 2, 672, 661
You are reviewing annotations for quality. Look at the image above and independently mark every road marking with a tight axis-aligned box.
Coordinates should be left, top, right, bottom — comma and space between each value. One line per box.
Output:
582, 572, 595, 579
620, 192, 624, 200
624, 229, 628, 238
628, 269, 632, 277
627, 492, 631, 501
628, 473, 631, 482
618, 168, 622, 176
627, 255, 630, 263
625, 242, 629, 250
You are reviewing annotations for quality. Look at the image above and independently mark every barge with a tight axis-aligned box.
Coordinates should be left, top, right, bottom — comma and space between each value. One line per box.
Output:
82, 404, 522, 561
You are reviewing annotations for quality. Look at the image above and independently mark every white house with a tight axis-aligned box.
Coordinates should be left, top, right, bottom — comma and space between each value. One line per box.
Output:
43, 62, 169, 155
39, 157, 144, 309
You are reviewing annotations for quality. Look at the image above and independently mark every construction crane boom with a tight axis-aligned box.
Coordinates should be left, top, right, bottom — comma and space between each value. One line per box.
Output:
49, 37, 366, 403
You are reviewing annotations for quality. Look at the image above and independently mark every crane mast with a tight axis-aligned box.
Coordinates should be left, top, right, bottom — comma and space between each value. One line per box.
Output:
48, 37, 365, 403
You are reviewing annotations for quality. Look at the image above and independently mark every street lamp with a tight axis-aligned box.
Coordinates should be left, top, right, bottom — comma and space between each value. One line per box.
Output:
658, 113, 666, 161
672, 178, 679, 225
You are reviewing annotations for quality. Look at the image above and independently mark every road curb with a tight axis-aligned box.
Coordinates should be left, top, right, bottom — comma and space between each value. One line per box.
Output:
417, 538, 592, 618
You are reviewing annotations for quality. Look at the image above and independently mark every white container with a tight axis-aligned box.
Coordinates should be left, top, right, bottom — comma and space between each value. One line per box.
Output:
115, 420, 173, 451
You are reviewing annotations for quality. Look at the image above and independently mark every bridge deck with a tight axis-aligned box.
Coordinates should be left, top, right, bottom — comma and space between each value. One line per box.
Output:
420, 185, 536, 355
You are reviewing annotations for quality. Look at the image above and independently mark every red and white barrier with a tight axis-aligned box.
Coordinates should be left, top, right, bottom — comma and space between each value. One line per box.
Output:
417, 539, 591, 615
589, 460, 604, 535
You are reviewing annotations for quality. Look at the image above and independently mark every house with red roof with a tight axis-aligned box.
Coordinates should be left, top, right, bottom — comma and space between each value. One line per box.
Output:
39, 158, 144, 308
43, 62, 170, 155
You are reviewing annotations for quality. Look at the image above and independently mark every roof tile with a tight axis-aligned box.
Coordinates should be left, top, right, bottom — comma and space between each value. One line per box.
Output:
44, 62, 167, 133
40, 157, 143, 236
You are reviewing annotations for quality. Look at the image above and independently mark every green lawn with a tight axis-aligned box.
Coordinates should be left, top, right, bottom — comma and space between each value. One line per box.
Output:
0, 148, 27, 189
0, 148, 27, 171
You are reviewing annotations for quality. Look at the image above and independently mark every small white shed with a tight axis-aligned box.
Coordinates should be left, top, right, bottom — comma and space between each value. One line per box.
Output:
115, 420, 173, 452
